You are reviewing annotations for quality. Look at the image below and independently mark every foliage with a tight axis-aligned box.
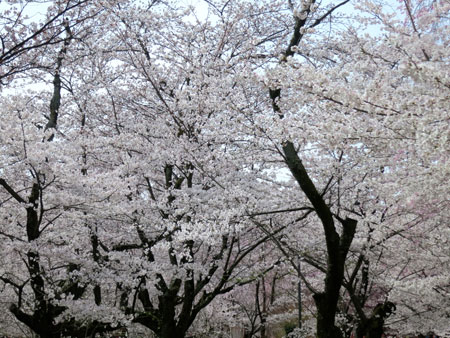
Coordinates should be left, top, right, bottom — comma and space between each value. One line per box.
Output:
0, 0, 448, 337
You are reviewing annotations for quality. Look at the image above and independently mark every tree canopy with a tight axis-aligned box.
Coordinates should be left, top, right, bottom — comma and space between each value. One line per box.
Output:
0, 0, 448, 337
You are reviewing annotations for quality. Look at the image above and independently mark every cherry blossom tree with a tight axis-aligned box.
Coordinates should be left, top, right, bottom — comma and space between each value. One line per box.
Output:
0, 0, 96, 85
0, 0, 448, 337
1, 1, 281, 336
252, 0, 449, 336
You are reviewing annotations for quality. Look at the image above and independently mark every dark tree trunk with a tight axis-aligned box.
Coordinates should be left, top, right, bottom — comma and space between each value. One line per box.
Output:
135, 285, 189, 338
356, 302, 396, 338
314, 293, 343, 338
282, 141, 357, 338
159, 326, 187, 338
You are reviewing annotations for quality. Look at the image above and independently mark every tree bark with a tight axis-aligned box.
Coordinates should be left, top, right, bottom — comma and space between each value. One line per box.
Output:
282, 141, 357, 338
356, 302, 396, 338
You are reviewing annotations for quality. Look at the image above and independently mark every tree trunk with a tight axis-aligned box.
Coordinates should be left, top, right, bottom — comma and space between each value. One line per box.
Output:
314, 293, 343, 338
356, 302, 395, 338
159, 325, 186, 338
282, 142, 356, 338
